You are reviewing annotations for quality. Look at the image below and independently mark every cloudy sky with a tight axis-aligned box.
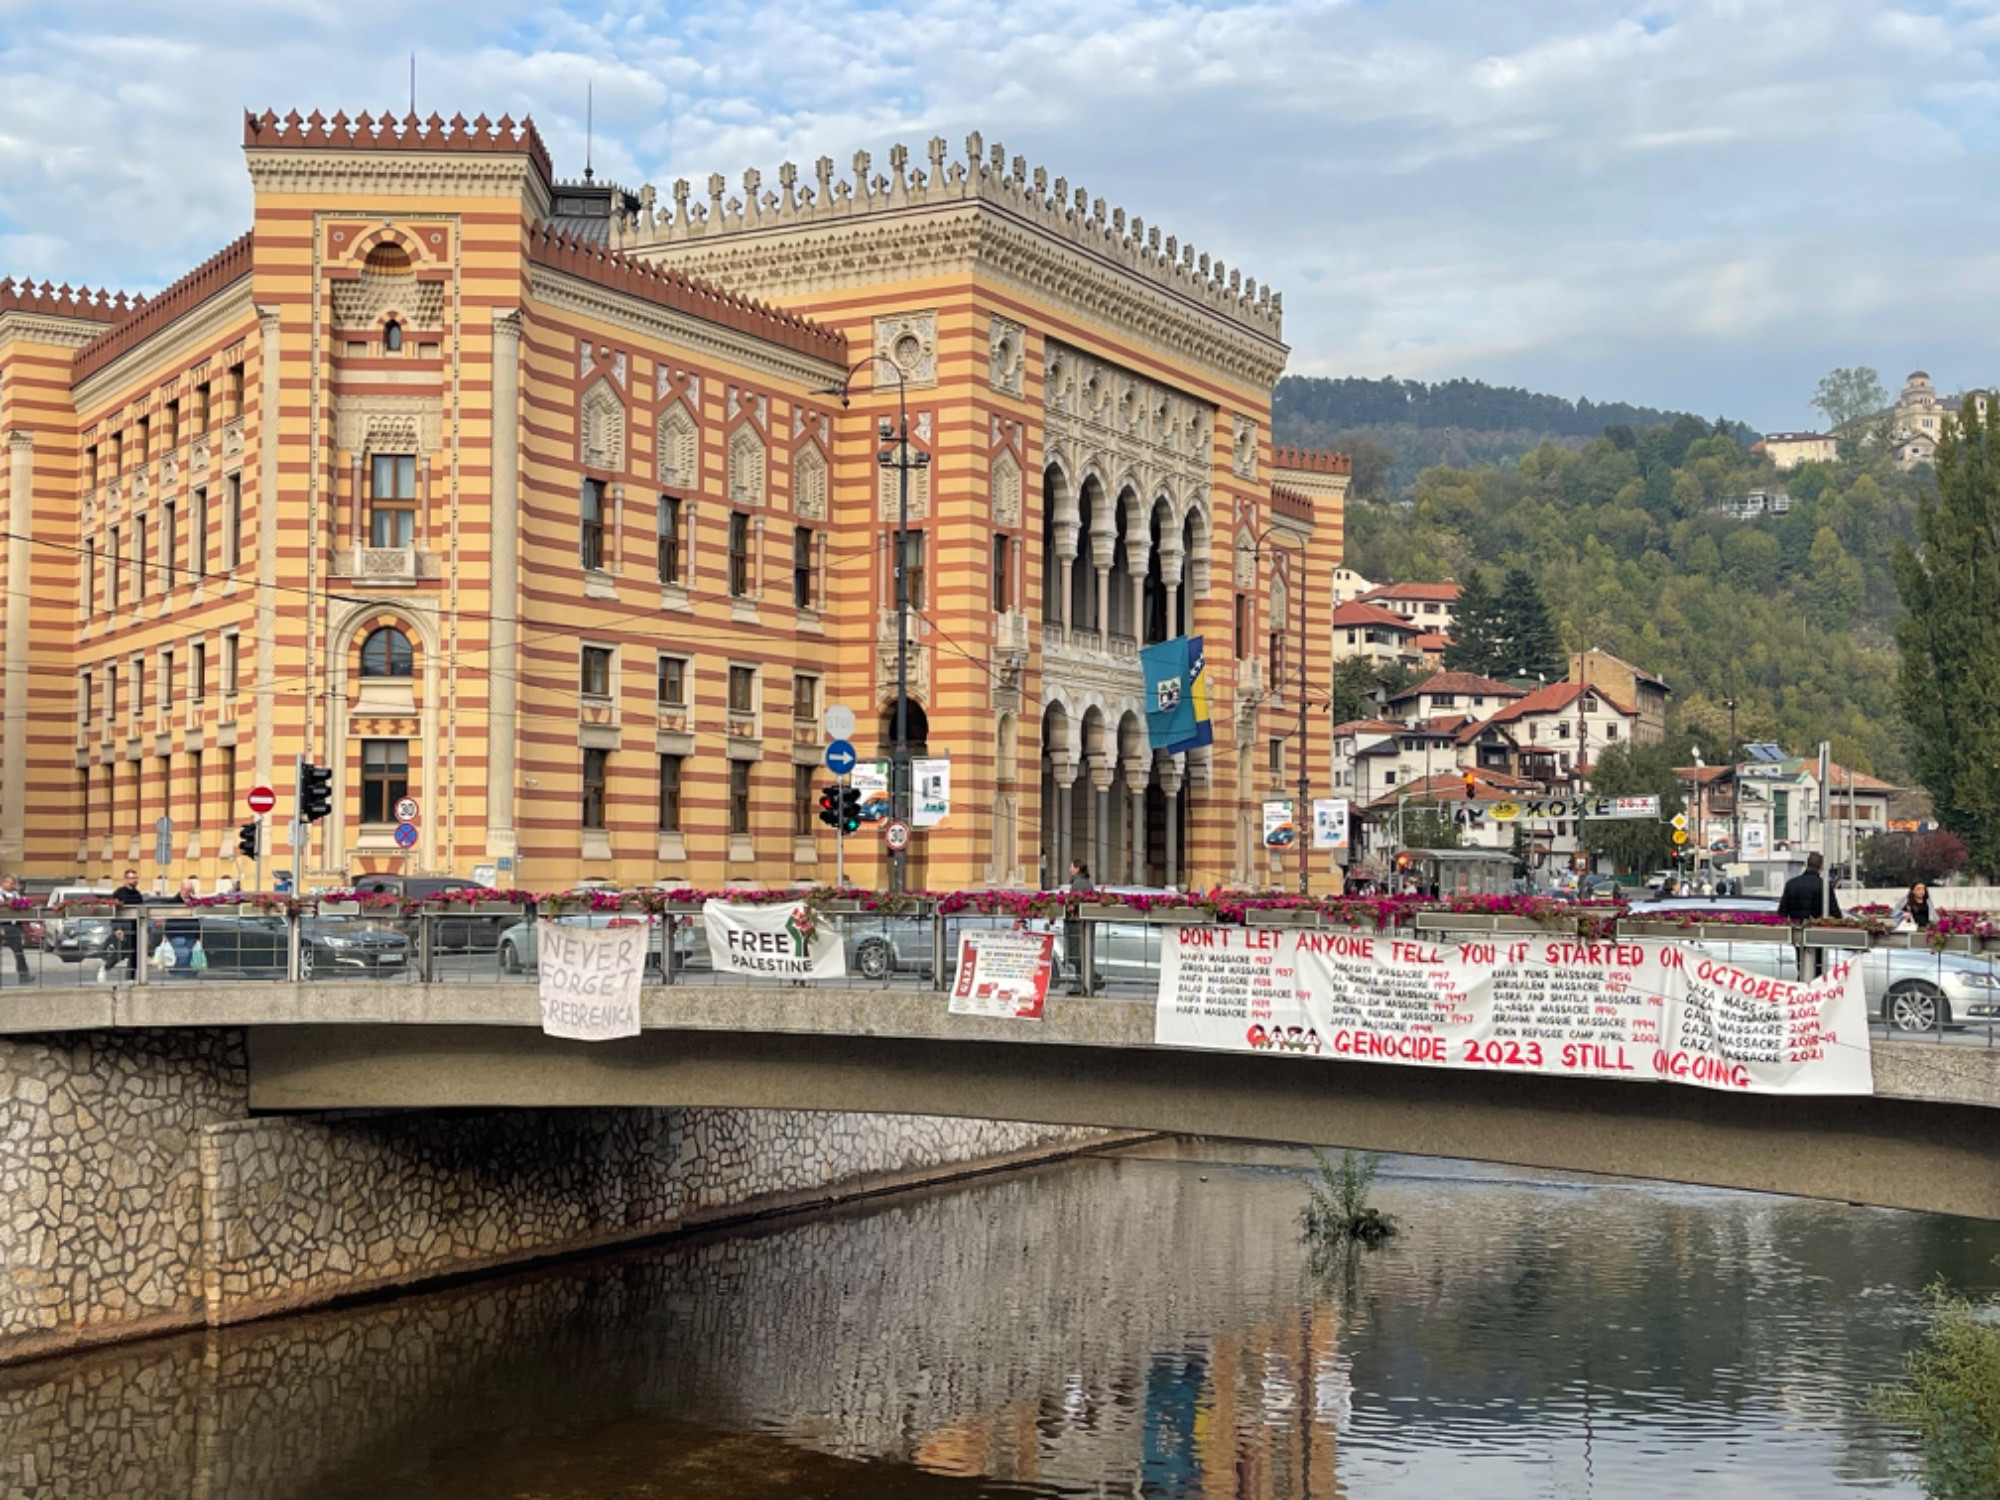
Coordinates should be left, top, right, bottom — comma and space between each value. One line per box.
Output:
2, 0, 1995, 430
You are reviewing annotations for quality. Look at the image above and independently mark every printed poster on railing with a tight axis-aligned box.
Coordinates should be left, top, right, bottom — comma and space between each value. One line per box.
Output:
703, 900, 847, 980
1155, 926, 1872, 1095
949, 929, 1056, 1019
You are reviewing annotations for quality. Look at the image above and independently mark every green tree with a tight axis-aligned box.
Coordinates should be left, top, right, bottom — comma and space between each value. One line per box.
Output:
1811, 366, 1888, 432
1328, 656, 1385, 726
1346, 440, 1395, 502
1441, 568, 1501, 675
1893, 399, 2000, 877
1581, 742, 1687, 873
1808, 526, 1866, 628
1399, 803, 1463, 850
1493, 567, 1563, 681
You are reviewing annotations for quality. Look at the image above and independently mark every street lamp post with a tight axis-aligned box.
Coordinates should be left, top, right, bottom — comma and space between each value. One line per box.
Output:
817, 355, 926, 894
1242, 528, 1312, 895
1725, 696, 1739, 870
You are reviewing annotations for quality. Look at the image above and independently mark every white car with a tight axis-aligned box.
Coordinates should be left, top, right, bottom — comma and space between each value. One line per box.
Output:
495, 911, 674, 975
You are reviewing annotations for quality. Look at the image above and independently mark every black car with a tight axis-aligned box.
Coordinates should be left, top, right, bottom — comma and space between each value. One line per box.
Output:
145, 911, 409, 980
345, 877, 512, 952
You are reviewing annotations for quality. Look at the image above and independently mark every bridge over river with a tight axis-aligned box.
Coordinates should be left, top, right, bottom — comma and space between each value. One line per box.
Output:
9, 962, 1999, 1221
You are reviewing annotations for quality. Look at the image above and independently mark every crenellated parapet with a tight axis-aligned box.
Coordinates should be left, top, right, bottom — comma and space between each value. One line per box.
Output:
71, 232, 254, 384
611, 131, 1282, 343
243, 109, 553, 182
1270, 445, 1349, 475
0, 280, 131, 325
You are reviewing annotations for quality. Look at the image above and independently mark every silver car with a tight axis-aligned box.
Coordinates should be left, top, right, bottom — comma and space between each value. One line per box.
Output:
1640, 898, 2000, 1034
497, 912, 673, 975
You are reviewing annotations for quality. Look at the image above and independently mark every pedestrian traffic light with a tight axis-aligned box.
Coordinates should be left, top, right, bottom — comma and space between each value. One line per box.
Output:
298, 763, 334, 823
839, 786, 863, 834
237, 821, 260, 858
817, 785, 840, 829
1463, 770, 1478, 800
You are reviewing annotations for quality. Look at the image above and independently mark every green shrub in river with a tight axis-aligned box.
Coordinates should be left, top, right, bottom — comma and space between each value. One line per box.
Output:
1877, 1279, 2000, 1498
1300, 1148, 1397, 1251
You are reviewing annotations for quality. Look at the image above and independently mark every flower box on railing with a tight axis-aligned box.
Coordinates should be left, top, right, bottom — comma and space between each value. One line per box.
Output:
1618, 920, 1791, 942
1803, 926, 1869, 949
1245, 908, 1324, 928
316, 900, 360, 917
1413, 911, 1549, 935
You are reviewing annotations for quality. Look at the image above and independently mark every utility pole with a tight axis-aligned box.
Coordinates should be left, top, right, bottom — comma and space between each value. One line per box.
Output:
816, 356, 921, 894
1726, 696, 1739, 869
875, 376, 925, 895
1243, 527, 1313, 893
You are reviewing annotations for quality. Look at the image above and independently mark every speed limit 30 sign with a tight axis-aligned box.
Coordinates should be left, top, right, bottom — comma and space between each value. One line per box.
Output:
884, 820, 911, 852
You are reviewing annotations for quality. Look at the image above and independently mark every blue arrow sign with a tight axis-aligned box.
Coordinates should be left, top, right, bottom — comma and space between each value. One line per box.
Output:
825, 738, 857, 776
393, 821, 419, 849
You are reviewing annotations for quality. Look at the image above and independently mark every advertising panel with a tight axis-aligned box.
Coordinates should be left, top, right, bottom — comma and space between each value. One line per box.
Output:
1262, 799, 1297, 849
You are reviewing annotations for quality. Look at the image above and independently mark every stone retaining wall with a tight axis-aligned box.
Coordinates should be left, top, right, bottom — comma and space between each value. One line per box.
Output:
0, 1027, 1105, 1363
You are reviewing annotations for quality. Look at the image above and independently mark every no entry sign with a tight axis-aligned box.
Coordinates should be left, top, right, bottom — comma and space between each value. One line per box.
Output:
247, 786, 277, 815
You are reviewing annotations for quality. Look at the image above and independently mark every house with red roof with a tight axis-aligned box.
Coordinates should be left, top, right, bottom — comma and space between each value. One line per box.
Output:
1357, 579, 1461, 633
1471, 681, 1640, 788
1329, 600, 1423, 667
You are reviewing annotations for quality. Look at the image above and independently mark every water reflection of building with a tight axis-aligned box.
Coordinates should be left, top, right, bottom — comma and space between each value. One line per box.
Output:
3, 1143, 1975, 1498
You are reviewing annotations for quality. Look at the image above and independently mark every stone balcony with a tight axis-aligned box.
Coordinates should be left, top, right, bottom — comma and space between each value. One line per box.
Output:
330, 546, 436, 585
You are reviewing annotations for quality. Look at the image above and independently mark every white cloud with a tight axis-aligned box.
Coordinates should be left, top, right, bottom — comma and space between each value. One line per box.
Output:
1, 0, 1997, 427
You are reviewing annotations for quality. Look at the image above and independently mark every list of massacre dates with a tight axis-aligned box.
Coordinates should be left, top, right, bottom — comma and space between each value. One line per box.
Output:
1158, 927, 1868, 1093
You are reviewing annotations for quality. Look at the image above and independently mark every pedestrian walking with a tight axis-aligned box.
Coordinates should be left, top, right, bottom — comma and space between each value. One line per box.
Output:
1893, 881, 1934, 932
1064, 861, 1094, 993
106, 868, 144, 981
1778, 853, 1840, 978
0, 875, 31, 983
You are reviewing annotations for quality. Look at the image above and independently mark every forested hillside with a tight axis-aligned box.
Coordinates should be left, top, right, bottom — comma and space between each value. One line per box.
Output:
1339, 419, 1923, 779
1273, 375, 1755, 499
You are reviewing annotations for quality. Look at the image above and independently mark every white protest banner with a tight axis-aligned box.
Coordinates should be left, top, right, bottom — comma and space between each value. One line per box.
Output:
914, 757, 951, 829
1156, 925, 1871, 1095
949, 928, 1056, 1019
703, 900, 847, 979
1312, 798, 1349, 852
537, 919, 644, 1041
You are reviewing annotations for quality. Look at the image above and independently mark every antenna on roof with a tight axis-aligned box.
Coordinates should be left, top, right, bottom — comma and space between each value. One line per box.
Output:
410, 53, 416, 115
583, 81, 594, 182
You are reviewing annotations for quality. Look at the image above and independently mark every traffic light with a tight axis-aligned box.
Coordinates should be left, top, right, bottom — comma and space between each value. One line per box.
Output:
237, 821, 260, 858
839, 786, 863, 834
298, 763, 334, 823
1462, 770, 1478, 800
817, 785, 840, 829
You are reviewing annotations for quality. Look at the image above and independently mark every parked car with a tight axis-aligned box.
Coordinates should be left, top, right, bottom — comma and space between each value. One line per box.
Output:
345, 876, 511, 952
1633, 898, 2000, 1034
496, 911, 680, 975
53, 897, 186, 965
41, 885, 113, 950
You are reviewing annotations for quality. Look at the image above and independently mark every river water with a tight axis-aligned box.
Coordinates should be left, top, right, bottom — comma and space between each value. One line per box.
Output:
6, 1138, 1996, 1498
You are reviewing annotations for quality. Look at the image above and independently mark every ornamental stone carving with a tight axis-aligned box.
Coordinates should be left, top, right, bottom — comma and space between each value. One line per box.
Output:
580, 379, 625, 472
334, 397, 443, 455
656, 403, 698, 488
874, 311, 938, 389
792, 444, 828, 521
991, 450, 1022, 528
1042, 339, 1212, 560
989, 315, 1025, 396
878, 462, 931, 522
1232, 415, 1257, 481
727, 425, 766, 505
330, 275, 444, 332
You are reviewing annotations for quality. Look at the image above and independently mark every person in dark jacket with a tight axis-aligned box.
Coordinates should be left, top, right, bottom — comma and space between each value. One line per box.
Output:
106, 868, 145, 980
1778, 852, 1841, 921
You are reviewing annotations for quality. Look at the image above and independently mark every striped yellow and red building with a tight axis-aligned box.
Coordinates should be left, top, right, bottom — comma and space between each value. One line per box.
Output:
0, 109, 1347, 893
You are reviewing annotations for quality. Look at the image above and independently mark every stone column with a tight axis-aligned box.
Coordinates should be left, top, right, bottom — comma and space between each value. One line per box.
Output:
1158, 753, 1185, 891
1125, 767, 1147, 886
1162, 546, 1184, 638
254, 306, 281, 797
350, 455, 365, 547
488, 309, 524, 862
1051, 760, 1076, 881
1091, 759, 1113, 884
1, 432, 32, 863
